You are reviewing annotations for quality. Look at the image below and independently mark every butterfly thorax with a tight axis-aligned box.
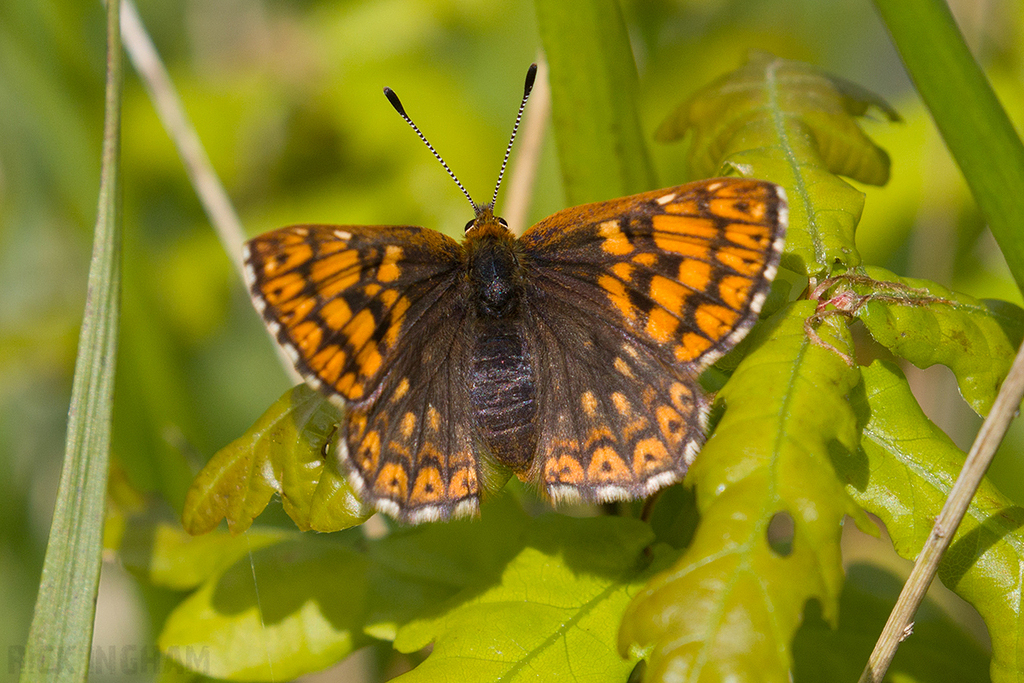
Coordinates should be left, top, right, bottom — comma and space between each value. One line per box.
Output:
462, 216, 538, 474
464, 218, 523, 318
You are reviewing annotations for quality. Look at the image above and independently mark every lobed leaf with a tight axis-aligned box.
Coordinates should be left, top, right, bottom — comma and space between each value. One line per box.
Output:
836, 361, 1024, 683
620, 302, 870, 683
392, 515, 663, 683
659, 51, 898, 277
792, 564, 990, 681
181, 385, 371, 535
844, 265, 1024, 415
160, 498, 532, 680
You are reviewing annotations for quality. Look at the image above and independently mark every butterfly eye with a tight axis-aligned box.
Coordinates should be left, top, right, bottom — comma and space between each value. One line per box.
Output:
464, 218, 477, 233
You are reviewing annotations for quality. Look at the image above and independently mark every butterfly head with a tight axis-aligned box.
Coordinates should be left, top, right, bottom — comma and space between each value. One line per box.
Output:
464, 204, 511, 236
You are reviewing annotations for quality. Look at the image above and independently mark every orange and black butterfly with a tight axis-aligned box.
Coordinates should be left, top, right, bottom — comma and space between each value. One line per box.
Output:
244, 65, 787, 523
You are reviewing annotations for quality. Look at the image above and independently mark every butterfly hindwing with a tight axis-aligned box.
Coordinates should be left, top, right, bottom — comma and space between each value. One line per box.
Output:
523, 287, 705, 502
341, 286, 481, 523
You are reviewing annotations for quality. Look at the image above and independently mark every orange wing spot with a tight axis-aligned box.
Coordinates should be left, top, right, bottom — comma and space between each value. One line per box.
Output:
581, 391, 598, 417
653, 236, 711, 261
448, 460, 478, 500
377, 245, 404, 283
622, 416, 649, 442
585, 425, 616, 448
344, 309, 377, 351
726, 225, 772, 251
649, 275, 688, 316
374, 462, 409, 500
409, 467, 445, 506
719, 275, 754, 310
545, 454, 585, 485
278, 295, 316, 325
676, 333, 713, 362
669, 382, 694, 412
633, 438, 671, 475
392, 377, 411, 401
320, 298, 352, 331
599, 220, 633, 255
321, 346, 347, 384
695, 305, 732, 339
427, 406, 441, 431
611, 392, 631, 416
380, 288, 399, 307
632, 252, 657, 267
355, 430, 381, 473
656, 405, 685, 445
263, 243, 313, 276
611, 262, 634, 282
678, 259, 712, 293
335, 371, 359, 396
400, 411, 417, 440
319, 271, 360, 299
311, 249, 360, 284
262, 273, 305, 305
363, 283, 382, 297
646, 306, 680, 344
318, 239, 352, 255
308, 344, 341, 372
598, 275, 637, 323
652, 215, 717, 246
587, 446, 632, 483
384, 296, 411, 347
613, 357, 635, 378
662, 198, 701, 215
717, 246, 764, 277
356, 345, 383, 378
710, 197, 766, 222
290, 320, 322, 354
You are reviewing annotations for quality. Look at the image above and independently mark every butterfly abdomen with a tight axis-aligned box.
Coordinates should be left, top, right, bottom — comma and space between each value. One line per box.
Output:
465, 229, 537, 472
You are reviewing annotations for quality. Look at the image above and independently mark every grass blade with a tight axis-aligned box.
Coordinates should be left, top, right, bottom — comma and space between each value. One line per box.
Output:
19, 0, 123, 679
874, 0, 1024, 292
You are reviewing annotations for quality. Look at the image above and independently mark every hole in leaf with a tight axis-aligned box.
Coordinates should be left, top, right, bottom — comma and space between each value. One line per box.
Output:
767, 511, 795, 556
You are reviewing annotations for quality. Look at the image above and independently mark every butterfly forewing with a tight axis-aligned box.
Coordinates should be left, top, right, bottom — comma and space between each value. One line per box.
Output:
245, 224, 463, 403
521, 178, 786, 372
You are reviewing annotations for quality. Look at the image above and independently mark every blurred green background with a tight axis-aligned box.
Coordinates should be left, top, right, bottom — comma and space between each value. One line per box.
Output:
2, 0, 1023, 679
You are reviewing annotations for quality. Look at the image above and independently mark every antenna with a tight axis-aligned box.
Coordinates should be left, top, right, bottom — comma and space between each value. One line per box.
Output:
383, 86, 477, 211
488, 63, 537, 210
383, 63, 538, 215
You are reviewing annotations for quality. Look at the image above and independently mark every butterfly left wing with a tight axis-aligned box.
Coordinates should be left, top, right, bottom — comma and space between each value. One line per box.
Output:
244, 224, 463, 404
245, 224, 488, 522
518, 178, 786, 502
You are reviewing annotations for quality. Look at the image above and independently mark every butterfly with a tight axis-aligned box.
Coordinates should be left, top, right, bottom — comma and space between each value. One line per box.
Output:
243, 66, 787, 523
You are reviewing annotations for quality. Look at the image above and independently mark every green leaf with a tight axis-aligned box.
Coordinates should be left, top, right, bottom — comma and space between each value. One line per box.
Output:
120, 518, 292, 591
846, 266, 1024, 416
159, 537, 374, 681
21, 1, 123, 680
838, 361, 1024, 682
620, 302, 870, 683
659, 51, 898, 277
792, 564, 990, 682
160, 498, 531, 680
181, 385, 371, 536
874, 0, 1024, 294
393, 515, 661, 683
535, 0, 657, 205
